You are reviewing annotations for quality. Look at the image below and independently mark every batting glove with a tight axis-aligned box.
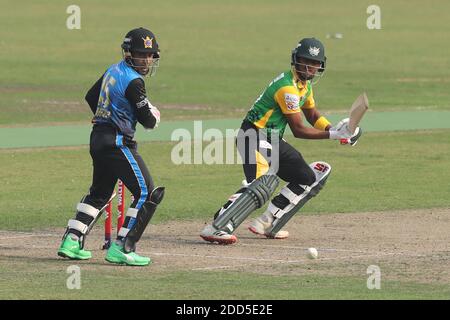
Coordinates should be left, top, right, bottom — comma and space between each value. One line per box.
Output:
329, 118, 352, 140
340, 126, 362, 146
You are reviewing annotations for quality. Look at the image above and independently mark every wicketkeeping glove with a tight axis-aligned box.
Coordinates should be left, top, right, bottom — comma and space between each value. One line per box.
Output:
149, 104, 161, 127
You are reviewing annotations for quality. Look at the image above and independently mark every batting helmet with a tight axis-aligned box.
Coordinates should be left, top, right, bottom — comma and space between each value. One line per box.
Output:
291, 38, 326, 80
121, 27, 160, 76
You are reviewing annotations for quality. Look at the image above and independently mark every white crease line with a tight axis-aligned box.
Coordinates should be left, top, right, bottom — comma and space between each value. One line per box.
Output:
145, 250, 432, 271
192, 264, 253, 271
145, 236, 369, 253
0, 231, 56, 235
191, 253, 413, 272
0, 235, 37, 240
191, 253, 401, 271
0, 231, 37, 235
239, 243, 368, 253
146, 251, 294, 263
0, 233, 59, 240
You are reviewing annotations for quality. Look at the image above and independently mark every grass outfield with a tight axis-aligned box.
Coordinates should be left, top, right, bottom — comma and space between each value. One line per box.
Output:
1, 0, 450, 125
1, 129, 449, 231
1, 268, 449, 300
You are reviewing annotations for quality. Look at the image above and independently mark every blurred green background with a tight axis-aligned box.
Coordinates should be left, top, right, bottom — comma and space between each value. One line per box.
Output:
1, 0, 449, 125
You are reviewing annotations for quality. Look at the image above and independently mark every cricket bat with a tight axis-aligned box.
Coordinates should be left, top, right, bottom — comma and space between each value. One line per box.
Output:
339, 93, 369, 145
348, 92, 369, 134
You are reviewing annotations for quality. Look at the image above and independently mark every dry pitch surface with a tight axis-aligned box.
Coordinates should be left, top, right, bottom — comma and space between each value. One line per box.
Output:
1, 208, 449, 287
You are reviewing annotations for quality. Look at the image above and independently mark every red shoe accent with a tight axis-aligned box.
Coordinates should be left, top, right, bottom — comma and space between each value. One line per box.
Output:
248, 226, 288, 239
200, 235, 237, 245
248, 226, 265, 237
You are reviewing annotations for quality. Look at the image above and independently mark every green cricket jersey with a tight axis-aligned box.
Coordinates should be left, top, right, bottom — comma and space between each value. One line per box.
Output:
244, 70, 315, 138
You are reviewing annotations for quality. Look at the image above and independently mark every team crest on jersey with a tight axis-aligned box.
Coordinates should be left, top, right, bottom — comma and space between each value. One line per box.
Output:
142, 36, 153, 48
284, 93, 300, 111
309, 46, 320, 56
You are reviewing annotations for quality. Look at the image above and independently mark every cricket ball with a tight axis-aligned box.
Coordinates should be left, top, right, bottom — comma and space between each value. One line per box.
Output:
307, 247, 318, 259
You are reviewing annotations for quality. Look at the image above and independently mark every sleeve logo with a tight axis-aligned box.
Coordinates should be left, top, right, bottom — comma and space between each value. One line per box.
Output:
284, 93, 300, 110
136, 98, 149, 108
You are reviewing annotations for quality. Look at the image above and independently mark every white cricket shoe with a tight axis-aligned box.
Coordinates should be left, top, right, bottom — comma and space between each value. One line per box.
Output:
248, 216, 289, 239
200, 224, 237, 245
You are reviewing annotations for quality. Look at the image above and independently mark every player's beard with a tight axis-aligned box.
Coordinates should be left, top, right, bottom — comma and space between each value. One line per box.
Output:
135, 65, 149, 76
296, 70, 314, 81
123, 52, 158, 77
130, 58, 149, 76
293, 65, 324, 85
131, 58, 159, 77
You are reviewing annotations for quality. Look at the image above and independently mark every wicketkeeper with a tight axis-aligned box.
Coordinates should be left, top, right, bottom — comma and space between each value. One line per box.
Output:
200, 37, 362, 244
58, 27, 164, 266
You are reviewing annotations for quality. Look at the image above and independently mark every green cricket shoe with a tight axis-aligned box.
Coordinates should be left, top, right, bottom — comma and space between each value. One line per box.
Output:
105, 242, 151, 266
57, 235, 92, 260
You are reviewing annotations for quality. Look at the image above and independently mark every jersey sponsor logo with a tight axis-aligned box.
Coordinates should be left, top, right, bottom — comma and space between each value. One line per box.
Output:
136, 98, 149, 109
284, 93, 300, 110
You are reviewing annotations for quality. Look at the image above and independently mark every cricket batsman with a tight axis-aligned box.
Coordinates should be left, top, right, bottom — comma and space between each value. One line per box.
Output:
57, 27, 164, 266
200, 37, 362, 244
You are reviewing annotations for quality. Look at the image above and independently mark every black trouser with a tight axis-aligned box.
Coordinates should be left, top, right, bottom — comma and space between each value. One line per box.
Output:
237, 121, 315, 186
85, 124, 154, 211
69, 125, 155, 238
211, 121, 317, 226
